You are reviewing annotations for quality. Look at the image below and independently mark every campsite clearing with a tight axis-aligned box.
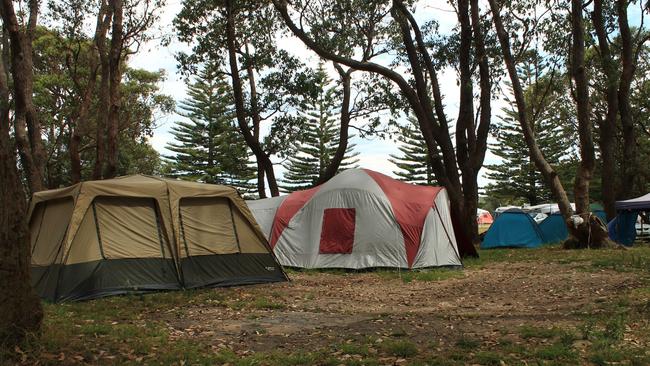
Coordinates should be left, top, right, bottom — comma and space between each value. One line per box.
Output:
8, 246, 650, 365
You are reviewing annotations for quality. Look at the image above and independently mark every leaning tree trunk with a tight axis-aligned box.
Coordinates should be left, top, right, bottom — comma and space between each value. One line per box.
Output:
225, 0, 279, 196
488, 0, 573, 218
0, 57, 43, 346
315, 64, 351, 185
245, 56, 275, 197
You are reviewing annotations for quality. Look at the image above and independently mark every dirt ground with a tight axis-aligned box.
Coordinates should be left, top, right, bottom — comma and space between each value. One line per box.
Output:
163, 261, 647, 359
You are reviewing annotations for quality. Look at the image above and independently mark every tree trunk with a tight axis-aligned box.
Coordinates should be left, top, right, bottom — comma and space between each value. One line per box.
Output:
315, 64, 351, 185
104, 0, 123, 179
570, 0, 595, 217
0, 0, 45, 193
0, 47, 43, 346
592, 0, 618, 220
93, 23, 112, 180
617, 0, 637, 197
225, 1, 279, 196
245, 53, 277, 197
489, 0, 574, 221
257, 166, 266, 198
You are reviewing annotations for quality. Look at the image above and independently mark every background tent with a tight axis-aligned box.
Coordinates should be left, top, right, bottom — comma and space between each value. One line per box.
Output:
246, 195, 287, 239
267, 168, 463, 269
28, 175, 287, 302
481, 208, 545, 249
608, 193, 650, 245
539, 210, 607, 244
477, 208, 494, 224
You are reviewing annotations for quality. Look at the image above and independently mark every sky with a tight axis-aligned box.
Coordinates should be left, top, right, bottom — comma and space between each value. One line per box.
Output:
129, 1, 511, 190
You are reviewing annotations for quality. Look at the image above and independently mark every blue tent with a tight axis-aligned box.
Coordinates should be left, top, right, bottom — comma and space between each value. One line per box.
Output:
608, 193, 650, 246
539, 210, 607, 244
538, 213, 567, 244
481, 209, 545, 249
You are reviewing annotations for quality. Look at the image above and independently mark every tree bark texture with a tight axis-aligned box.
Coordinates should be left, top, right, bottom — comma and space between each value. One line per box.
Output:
315, 64, 351, 185
104, 0, 124, 179
0, 0, 45, 193
245, 57, 277, 197
70, 0, 112, 183
617, 0, 637, 197
592, 0, 618, 220
570, 0, 595, 216
92, 5, 113, 180
0, 55, 43, 346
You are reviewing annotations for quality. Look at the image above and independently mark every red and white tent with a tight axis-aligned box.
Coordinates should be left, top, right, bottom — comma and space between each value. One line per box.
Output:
477, 208, 494, 225
249, 169, 462, 269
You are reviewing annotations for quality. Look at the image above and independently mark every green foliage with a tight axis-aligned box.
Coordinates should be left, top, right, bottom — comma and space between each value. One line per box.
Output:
174, 0, 316, 163
389, 117, 436, 186
31, 26, 173, 187
164, 64, 256, 193
281, 64, 358, 192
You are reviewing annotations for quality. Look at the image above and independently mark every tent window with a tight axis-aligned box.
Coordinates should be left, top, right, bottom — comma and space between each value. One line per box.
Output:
179, 197, 239, 256
319, 208, 356, 254
94, 197, 165, 259
30, 198, 74, 266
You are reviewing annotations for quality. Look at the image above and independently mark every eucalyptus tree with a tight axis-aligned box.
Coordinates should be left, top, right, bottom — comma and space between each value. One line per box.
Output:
0, 0, 46, 193
46, 0, 166, 180
590, 0, 650, 218
274, 0, 497, 256
488, 0, 614, 247
0, 32, 43, 347
175, 0, 318, 197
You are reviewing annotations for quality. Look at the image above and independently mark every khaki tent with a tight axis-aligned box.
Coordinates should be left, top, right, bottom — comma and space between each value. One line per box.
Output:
29, 175, 287, 302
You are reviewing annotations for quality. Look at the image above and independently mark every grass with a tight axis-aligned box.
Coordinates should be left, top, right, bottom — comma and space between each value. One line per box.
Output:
379, 339, 419, 357
4, 246, 650, 365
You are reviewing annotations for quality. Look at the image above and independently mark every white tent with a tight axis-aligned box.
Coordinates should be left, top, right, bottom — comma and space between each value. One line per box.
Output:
246, 195, 287, 239
259, 169, 462, 269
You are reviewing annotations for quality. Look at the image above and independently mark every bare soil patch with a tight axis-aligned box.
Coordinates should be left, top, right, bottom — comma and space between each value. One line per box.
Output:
165, 261, 644, 355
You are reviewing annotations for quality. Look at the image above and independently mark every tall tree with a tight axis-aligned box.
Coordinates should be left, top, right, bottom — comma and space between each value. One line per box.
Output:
389, 118, 436, 186
31, 26, 173, 187
175, 1, 315, 198
274, 0, 495, 257
165, 65, 256, 192
89, 0, 164, 179
0, 27, 43, 347
0, 0, 46, 193
489, 0, 608, 247
281, 64, 358, 192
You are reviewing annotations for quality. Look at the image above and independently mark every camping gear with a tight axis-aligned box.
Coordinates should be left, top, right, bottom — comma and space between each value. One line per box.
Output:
264, 168, 464, 269
29, 175, 287, 302
481, 208, 545, 249
608, 193, 650, 245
